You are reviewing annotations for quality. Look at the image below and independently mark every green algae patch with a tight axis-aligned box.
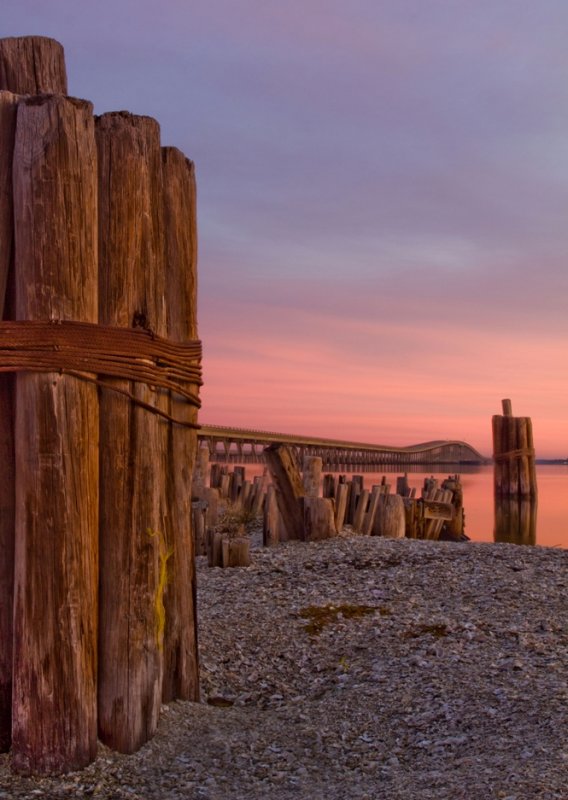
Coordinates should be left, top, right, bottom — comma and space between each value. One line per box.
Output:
298, 603, 388, 636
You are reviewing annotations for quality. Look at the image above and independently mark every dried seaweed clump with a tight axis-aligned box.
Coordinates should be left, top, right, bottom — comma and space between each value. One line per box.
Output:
299, 603, 389, 636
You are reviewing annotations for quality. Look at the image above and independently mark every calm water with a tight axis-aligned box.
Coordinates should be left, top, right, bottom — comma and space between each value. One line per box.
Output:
222, 462, 568, 549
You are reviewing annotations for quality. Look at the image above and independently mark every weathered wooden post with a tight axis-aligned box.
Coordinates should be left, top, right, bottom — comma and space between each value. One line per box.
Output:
0, 35, 69, 758
334, 482, 349, 532
193, 442, 210, 497
96, 111, 168, 753
0, 34, 202, 774
322, 473, 336, 499
11, 94, 99, 774
0, 36, 67, 94
263, 484, 280, 546
372, 493, 405, 538
303, 456, 322, 497
264, 444, 305, 540
492, 399, 537, 499
302, 497, 337, 541
0, 88, 18, 754
161, 146, 200, 703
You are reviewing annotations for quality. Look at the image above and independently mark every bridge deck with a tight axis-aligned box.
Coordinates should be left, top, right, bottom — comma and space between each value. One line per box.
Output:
198, 424, 489, 464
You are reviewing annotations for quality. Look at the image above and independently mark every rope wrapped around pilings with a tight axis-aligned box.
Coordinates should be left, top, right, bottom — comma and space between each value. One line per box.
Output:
493, 448, 535, 462
0, 319, 202, 428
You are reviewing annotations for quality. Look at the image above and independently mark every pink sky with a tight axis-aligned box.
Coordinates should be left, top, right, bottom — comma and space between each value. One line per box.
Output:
5, 1, 568, 458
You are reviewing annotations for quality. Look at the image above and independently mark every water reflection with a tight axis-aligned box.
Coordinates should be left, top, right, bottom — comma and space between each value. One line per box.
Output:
494, 496, 537, 546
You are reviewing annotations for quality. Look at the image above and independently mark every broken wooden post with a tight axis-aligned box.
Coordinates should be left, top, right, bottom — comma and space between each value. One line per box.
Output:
322, 473, 336, 499
348, 475, 364, 524
372, 494, 405, 538
263, 484, 280, 546
362, 485, 385, 536
492, 399, 537, 499
207, 530, 224, 567
334, 482, 349, 532
96, 111, 167, 754
191, 501, 208, 556
11, 94, 99, 774
352, 489, 370, 533
222, 537, 251, 568
162, 146, 200, 704
209, 462, 223, 489
192, 443, 210, 497
303, 497, 337, 541
231, 466, 245, 505
264, 444, 305, 540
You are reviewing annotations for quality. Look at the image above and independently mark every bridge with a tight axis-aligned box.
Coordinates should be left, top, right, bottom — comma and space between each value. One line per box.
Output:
198, 424, 489, 469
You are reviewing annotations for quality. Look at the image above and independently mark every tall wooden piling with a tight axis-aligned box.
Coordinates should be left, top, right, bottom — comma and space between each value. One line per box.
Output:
0, 89, 18, 754
0, 36, 67, 95
161, 147, 200, 703
492, 399, 537, 499
96, 112, 168, 753
0, 35, 202, 774
11, 95, 99, 774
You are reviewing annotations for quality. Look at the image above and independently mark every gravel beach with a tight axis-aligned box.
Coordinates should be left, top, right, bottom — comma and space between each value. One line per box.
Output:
1, 532, 567, 799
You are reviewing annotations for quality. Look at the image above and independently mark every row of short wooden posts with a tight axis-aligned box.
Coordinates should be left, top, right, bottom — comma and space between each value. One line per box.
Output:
191, 446, 265, 567
190, 445, 466, 566
0, 36, 200, 774
262, 444, 466, 544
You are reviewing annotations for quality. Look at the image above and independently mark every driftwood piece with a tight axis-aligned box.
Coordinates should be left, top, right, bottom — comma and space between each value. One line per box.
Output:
0, 89, 18, 753
96, 112, 167, 753
11, 95, 99, 774
161, 146, 199, 703
0, 36, 67, 94
303, 497, 337, 541
264, 444, 305, 540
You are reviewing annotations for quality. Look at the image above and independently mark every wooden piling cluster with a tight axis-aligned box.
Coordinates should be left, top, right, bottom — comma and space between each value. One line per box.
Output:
261, 446, 466, 544
492, 399, 537, 499
191, 449, 266, 566
0, 36, 201, 774
263, 446, 337, 543
492, 399, 537, 544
